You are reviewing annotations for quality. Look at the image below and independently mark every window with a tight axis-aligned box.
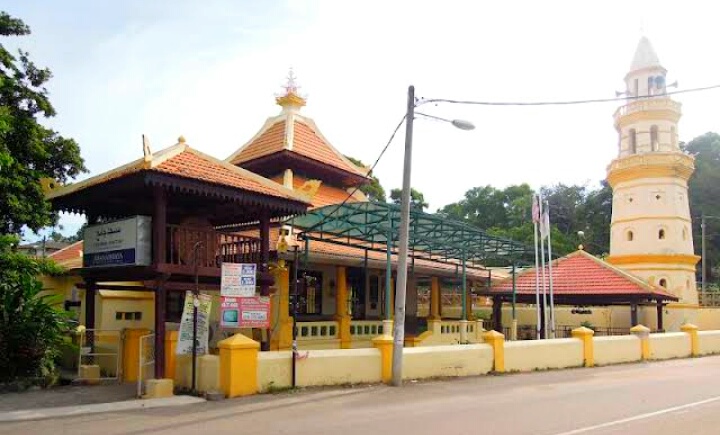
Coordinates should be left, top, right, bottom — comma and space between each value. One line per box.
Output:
627, 230, 634, 241
659, 279, 667, 288
650, 125, 659, 151
658, 229, 666, 240
115, 311, 142, 321
629, 129, 637, 154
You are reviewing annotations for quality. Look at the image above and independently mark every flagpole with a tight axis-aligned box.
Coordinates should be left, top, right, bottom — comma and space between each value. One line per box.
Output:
532, 195, 541, 340
545, 200, 556, 339
538, 194, 548, 339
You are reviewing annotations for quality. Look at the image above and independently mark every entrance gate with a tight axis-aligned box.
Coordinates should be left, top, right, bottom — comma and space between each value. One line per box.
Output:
137, 332, 155, 397
77, 329, 123, 382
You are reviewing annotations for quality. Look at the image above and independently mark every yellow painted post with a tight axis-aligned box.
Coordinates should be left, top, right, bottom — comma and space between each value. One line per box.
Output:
335, 266, 351, 349
123, 328, 151, 382
164, 330, 178, 381
218, 333, 259, 398
630, 324, 651, 360
681, 323, 699, 357
372, 334, 394, 383
270, 265, 293, 350
571, 326, 595, 367
429, 277, 441, 321
483, 330, 505, 373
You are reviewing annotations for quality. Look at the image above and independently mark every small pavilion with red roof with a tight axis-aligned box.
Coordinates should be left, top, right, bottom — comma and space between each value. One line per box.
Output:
483, 249, 678, 336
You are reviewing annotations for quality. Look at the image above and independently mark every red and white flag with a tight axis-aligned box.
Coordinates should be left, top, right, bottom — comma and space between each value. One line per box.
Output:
532, 194, 540, 224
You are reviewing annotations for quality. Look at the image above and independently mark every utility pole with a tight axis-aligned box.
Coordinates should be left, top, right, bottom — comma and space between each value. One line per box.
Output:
391, 85, 415, 386
702, 215, 707, 293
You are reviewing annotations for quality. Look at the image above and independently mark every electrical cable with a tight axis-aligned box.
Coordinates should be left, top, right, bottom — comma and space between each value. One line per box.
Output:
301, 115, 406, 233
420, 84, 720, 107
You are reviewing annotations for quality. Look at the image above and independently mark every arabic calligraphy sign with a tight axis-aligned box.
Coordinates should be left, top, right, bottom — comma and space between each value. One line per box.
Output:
83, 216, 152, 267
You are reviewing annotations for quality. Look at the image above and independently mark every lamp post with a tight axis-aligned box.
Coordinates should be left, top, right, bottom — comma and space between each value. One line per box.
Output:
191, 240, 203, 393
391, 85, 475, 386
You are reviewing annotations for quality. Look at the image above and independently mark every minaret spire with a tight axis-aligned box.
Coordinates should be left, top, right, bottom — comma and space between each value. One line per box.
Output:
276, 67, 306, 112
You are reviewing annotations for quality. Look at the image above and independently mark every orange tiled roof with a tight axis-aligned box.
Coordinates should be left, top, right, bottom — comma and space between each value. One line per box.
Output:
47, 141, 310, 205
228, 115, 367, 179
48, 240, 83, 270
293, 175, 364, 207
491, 250, 677, 299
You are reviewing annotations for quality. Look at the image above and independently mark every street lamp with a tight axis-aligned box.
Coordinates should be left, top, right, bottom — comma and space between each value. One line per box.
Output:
391, 85, 475, 387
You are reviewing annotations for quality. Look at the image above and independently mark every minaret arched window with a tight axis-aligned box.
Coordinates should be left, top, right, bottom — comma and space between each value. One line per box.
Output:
659, 278, 667, 288
629, 129, 637, 154
658, 229, 666, 240
650, 125, 659, 151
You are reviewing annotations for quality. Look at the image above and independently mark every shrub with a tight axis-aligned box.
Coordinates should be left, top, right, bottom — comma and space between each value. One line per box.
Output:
0, 235, 70, 384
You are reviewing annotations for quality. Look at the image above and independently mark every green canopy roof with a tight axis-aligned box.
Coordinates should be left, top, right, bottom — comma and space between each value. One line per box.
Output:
288, 201, 536, 268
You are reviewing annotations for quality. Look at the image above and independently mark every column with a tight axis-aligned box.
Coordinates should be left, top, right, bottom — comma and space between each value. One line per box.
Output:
429, 277, 441, 321
656, 300, 664, 332
154, 281, 167, 379
630, 302, 639, 327
270, 264, 292, 350
152, 186, 166, 266
335, 266, 351, 348
492, 297, 503, 333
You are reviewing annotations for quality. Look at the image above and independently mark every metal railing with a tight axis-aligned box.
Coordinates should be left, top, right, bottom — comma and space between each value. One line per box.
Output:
137, 333, 155, 398
699, 291, 720, 307
77, 329, 123, 382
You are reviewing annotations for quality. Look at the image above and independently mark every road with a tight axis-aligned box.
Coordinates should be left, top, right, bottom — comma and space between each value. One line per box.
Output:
3, 356, 720, 435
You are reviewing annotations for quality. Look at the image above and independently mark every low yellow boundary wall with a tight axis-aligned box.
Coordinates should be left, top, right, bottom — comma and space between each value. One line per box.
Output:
214, 323, 720, 399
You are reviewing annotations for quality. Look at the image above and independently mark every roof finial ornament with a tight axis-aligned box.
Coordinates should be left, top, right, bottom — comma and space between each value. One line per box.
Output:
142, 134, 152, 162
178, 135, 186, 144
276, 67, 307, 110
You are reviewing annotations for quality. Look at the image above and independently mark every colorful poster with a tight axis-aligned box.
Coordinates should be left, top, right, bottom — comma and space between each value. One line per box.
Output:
220, 296, 270, 329
221, 263, 257, 297
176, 291, 213, 355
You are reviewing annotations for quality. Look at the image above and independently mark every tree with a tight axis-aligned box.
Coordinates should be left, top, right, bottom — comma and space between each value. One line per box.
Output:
344, 155, 386, 202
0, 234, 70, 384
0, 12, 86, 235
390, 187, 429, 211
683, 132, 720, 283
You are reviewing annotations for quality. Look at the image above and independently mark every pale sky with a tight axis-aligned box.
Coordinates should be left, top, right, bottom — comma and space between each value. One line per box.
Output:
6, 0, 720, 239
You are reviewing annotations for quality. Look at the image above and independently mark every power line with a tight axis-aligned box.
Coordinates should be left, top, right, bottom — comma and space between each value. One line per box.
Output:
300, 115, 406, 233
421, 84, 720, 107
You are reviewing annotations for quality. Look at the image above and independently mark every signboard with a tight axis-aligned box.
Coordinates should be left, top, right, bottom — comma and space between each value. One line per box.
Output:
220, 296, 270, 329
83, 216, 151, 268
221, 263, 257, 297
176, 291, 213, 355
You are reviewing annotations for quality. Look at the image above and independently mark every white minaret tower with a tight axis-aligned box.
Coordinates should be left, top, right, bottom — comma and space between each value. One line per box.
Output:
606, 37, 699, 306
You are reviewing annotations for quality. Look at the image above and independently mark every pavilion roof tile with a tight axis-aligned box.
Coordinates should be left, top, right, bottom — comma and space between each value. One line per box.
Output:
491, 250, 677, 300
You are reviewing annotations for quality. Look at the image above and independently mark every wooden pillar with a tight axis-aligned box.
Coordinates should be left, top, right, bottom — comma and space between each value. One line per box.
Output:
540, 300, 546, 339
657, 300, 664, 332
259, 212, 270, 297
152, 186, 167, 266
630, 302, 639, 327
429, 277, 441, 321
85, 280, 97, 329
154, 280, 167, 379
492, 298, 503, 333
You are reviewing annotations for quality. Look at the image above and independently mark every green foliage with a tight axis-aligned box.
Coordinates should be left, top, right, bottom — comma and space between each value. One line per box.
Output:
438, 183, 611, 257
683, 132, 720, 281
344, 155, 386, 202
0, 11, 86, 234
0, 234, 70, 383
390, 187, 429, 211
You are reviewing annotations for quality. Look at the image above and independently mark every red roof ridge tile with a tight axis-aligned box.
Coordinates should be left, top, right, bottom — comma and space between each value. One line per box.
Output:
48, 240, 83, 259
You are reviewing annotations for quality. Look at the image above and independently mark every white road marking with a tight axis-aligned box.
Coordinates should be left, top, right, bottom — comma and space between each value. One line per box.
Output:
553, 395, 720, 435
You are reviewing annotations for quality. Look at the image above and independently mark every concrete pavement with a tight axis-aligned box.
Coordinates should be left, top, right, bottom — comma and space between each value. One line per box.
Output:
3, 356, 720, 434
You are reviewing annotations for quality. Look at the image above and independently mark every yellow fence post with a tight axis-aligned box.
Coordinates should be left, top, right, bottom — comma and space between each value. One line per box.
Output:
630, 324, 651, 360
483, 330, 505, 373
681, 323, 699, 357
164, 330, 178, 381
123, 328, 151, 382
270, 264, 293, 350
218, 333, 259, 398
372, 334, 394, 383
571, 326, 595, 367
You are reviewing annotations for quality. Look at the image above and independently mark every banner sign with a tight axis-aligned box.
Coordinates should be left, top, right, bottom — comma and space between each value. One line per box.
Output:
221, 263, 257, 297
176, 291, 213, 355
83, 216, 151, 268
221, 296, 270, 329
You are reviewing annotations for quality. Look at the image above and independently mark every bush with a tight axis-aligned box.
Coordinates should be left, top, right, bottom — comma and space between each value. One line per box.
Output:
0, 235, 71, 384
